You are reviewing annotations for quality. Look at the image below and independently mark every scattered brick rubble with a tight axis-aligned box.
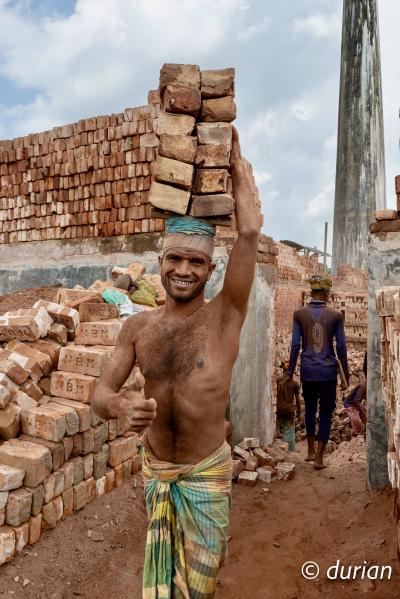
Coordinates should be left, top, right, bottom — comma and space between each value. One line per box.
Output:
232, 438, 295, 487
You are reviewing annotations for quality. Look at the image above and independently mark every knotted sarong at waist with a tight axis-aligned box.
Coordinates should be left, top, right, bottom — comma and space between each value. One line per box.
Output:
140, 439, 232, 599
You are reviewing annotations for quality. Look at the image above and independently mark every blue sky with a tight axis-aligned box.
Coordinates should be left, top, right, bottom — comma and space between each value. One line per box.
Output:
0, 0, 398, 256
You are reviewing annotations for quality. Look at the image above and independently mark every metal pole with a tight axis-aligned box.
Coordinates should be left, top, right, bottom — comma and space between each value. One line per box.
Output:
323, 221, 328, 271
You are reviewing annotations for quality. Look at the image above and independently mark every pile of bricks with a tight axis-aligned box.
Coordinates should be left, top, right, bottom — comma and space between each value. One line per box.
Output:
148, 64, 237, 225
333, 264, 368, 292
231, 438, 295, 487
0, 286, 148, 565
369, 176, 400, 233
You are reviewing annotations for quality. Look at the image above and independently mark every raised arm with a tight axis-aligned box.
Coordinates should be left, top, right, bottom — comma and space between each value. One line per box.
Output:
92, 317, 157, 432
219, 127, 260, 313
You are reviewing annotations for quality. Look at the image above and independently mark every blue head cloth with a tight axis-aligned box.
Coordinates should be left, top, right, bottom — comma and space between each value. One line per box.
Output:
165, 216, 216, 237
162, 216, 216, 258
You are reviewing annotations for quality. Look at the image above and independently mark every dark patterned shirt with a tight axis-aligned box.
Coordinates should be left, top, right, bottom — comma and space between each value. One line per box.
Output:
288, 300, 349, 382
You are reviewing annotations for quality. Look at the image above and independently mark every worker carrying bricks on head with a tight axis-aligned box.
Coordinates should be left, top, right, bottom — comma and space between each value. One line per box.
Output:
287, 275, 350, 470
276, 359, 301, 451
92, 128, 260, 598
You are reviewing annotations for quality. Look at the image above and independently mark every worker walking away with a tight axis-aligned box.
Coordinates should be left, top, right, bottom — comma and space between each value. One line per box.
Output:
276, 360, 301, 451
287, 275, 349, 470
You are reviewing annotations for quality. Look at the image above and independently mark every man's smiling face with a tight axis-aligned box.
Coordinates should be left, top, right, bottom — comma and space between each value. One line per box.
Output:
159, 248, 215, 303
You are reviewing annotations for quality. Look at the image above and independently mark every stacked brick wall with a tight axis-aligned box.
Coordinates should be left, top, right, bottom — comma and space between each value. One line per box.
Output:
376, 285, 400, 555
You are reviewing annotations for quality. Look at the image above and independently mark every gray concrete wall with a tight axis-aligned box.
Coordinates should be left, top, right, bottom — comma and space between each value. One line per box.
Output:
0, 236, 277, 445
367, 232, 400, 489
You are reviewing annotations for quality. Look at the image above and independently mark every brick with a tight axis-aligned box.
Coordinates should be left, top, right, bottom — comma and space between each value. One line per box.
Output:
93, 444, 109, 480
5, 488, 32, 526
83, 453, 94, 479
253, 448, 272, 467
154, 155, 194, 190
114, 464, 123, 487
21, 406, 66, 442
191, 194, 234, 217
370, 220, 400, 234
158, 134, 197, 164
0, 403, 21, 439
148, 181, 190, 215
25, 339, 61, 368
193, 169, 228, 194
73, 429, 94, 456
46, 323, 68, 345
57, 288, 103, 308
245, 456, 258, 471
107, 436, 138, 467
63, 436, 74, 461
74, 321, 121, 346
62, 487, 74, 518
156, 113, 196, 136
42, 500, 57, 528
131, 454, 141, 474
233, 446, 250, 461
59, 461, 74, 490
85, 477, 96, 503
51, 397, 91, 431
33, 300, 79, 330
0, 348, 42, 382
237, 471, 258, 486
90, 405, 103, 428
24, 484, 44, 516
105, 468, 115, 492
159, 63, 200, 94
197, 122, 232, 145
71, 456, 84, 485
53, 469, 65, 496
0, 440, 52, 487
79, 303, 118, 322
122, 459, 132, 480
19, 434, 65, 471
20, 381, 43, 402
0, 372, 19, 408
257, 466, 273, 483
58, 345, 112, 377
239, 438, 260, 450
276, 462, 295, 481
44, 473, 55, 503
0, 527, 15, 565
93, 422, 109, 453
12, 521, 29, 554
53, 495, 63, 522
96, 476, 106, 497
50, 371, 97, 403
374, 209, 398, 221
6, 340, 52, 375
107, 419, 118, 441
163, 85, 201, 116
0, 465, 25, 492
201, 96, 236, 122
28, 514, 42, 544
0, 358, 28, 385
194, 143, 230, 168
200, 68, 235, 98
231, 459, 244, 479
0, 510, 4, 526
0, 492, 8, 510
47, 402, 79, 435
73, 480, 88, 510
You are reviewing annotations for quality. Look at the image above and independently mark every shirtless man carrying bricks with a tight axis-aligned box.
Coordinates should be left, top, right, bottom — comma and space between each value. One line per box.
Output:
93, 128, 260, 598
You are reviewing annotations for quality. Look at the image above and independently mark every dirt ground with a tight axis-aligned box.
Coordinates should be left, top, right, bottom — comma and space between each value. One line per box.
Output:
0, 441, 398, 599
0, 286, 60, 316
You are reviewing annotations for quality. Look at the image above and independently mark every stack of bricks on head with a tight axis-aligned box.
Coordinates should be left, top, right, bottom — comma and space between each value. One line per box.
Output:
0, 263, 166, 565
370, 175, 400, 233
148, 63, 236, 223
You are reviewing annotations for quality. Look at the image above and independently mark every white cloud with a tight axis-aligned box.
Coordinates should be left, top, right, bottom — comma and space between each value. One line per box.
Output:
303, 181, 335, 219
254, 170, 272, 185
0, 0, 244, 137
292, 12, 340, 39
237, 16, 270, 42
